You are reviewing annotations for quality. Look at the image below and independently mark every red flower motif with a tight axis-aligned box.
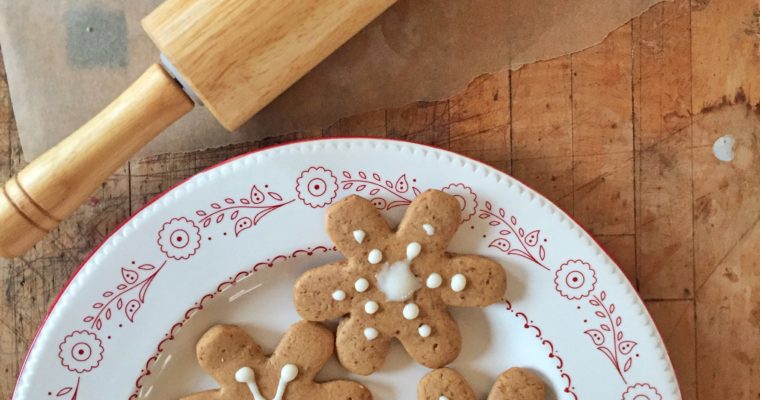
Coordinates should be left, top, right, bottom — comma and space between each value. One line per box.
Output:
441, 183, 478, 221
554, 259, 597, 300
157, 217, 201, 260
296, 167, 339, 208
621, 383, 662, 400
58, 330, 104, 373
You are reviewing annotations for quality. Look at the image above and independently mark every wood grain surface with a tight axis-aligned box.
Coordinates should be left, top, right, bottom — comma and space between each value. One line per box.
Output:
2, 0, 759, 397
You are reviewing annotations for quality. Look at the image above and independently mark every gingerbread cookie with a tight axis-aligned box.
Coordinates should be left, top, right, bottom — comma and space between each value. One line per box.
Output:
181, 321, 372, 400
418, 367, 545, 400
294, 190, 507, 374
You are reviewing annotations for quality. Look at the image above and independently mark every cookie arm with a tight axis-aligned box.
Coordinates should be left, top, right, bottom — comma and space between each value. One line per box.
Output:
294, 261, 353, 321
418, 368, 476, 400
439, 255, 507, 307
312, 380, 373, 400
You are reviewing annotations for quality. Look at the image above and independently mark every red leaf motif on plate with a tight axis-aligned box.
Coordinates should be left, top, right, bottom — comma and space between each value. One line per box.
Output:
617, 331, 623, 340
83, 316, 94, 323
600, 291, 607, 301
385, 180, 394, 189
525, 230, 540, 246
196, 210, 206, 216
95, 319, 102, 330
342, 183, 353, 190
125, 299, 141, 322
231, 211, 239, 220
224, 198, 234, 204
600, 324, 611, 331
93, 302, 103, 309
595, 311, 606, 318
138, 264, 155, 271
372, 173, 380, 181
234, 217, 253, 237
518, 228, 525, 237
202, 219, 211, 227
211, 203, 221, 209
387, 200, 407, 210
359, 171, 367, 179
356, 185, 366, 192
510, 216, 517, 225
57, 387, 72, 396
589, 299, 600, 306
618, 340, 637, 355
103, 291, 113, 297
584, 329, 605, 345
342, 171, 351, 178
500, 229, 511, 235
216, 214, 225, 223
489, 238, 511, 252
609, 304, 616, 314
616, 316, 622, 326
485, 201, 493, 210
139, 281, 151, 303
121, 268, 138, 284
412, 187, 421, 196
117, 284, 127, 290
369, 188, 380, 196
489, 221, 500, 226
499, 208, 505, 218
250, 185, 265, 204
478, 213, 489, 219
268, 192, 283, 201
240, 198, 251, 205
539, 245, 546, 261
623, 357, 633, 372
117, 298, 123, 310
105, 308, 112, 320
395, 174, 409, 193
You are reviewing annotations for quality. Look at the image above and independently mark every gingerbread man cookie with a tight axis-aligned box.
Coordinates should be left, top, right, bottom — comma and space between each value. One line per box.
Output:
418, 367, 545, 400
294, 190, 507, 374
181, 321, 372, 400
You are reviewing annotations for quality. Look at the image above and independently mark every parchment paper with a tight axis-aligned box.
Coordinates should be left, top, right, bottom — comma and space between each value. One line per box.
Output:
0, 0, 663, 161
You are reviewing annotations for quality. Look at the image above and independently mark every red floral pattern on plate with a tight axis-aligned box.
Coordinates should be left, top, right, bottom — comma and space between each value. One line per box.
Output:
621, 383, 662, 400
296, 167, 339, 208
555, 260, 597, 300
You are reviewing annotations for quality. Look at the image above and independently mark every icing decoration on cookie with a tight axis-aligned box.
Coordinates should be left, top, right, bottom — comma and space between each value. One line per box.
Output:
426, 273, 443, 289
332, 290, 346, 301
293, 190, 507, 375
406, 242, 422, 260
364, 301, 379, 314
418, 324, 432, 337
422, 223, 435, 236
353, 230, 366, 244
403, 303, 420, 320
438, 397, 449, 400
368, 249, 383, 264
375, 260, 421, 301
235, 364, 298, 400
364, 327, 379, 341
355, 278, 370, 293
450, 274, 467, 292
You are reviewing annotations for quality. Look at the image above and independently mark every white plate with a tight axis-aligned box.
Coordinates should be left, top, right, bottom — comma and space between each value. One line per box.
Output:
14, 139, 679, 400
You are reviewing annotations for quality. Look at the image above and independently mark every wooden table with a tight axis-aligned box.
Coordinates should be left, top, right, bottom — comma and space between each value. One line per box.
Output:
2, 0, 759, 397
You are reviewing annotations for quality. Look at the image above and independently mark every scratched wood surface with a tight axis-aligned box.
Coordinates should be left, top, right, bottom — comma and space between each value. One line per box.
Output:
2, 0, 759, 397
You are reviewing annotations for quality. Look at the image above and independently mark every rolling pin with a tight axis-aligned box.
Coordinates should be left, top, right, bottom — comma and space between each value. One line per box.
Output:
0, 0, 396, 258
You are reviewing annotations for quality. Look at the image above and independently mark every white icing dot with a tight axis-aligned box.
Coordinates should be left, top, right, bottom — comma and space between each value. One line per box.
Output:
355, 278, 370, 293
451, 274, 467, 292
331, 290, 346, 301
280, 364, 298, 382
423, 223, 435, 236
353, 230, 366, 244
364, 301, 379, 314
235, 367, 255, 383
439, 396, 449, 400
368, 249, 383, 264
403, 303, 420, 320
418, 324, 432, 337
406, 242, 422, 260
364, 327, 379, 341
426, 273, 443, 289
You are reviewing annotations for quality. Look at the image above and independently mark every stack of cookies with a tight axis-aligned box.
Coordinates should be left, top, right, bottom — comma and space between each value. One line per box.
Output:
182, 190, 545, 400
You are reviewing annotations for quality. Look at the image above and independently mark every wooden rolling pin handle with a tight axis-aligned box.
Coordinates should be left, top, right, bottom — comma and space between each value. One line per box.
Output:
0, 64, 194, 258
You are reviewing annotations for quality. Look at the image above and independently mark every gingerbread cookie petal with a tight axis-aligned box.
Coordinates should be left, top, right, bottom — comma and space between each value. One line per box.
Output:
326, 195, 393, 260
335, 316, 392, 375
399, 308, 461, 369
487, 368, 545, 400
269, 321, 334, 381
417, 368, 476, 400
439, 255, 507, 307
397, 190, 462, 253
293, 261, 354, 321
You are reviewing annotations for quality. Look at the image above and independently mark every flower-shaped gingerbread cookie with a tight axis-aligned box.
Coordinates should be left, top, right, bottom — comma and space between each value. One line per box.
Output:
294, 190, 507, 374
181, 321, 372, 400
418, 368, 544, 400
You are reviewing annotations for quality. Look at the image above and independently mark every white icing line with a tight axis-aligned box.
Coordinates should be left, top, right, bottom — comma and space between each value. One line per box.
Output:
368, 249, 383, 264
353, 230, 366, 244
426, 273, 442, 289
451, 274, 467, 292
422, 223, 435, 236
354, 278, 370, 293
332, 290, 346, 301
403, 303, 419, 320
364, 327, 379, 341
406, 242, 422, 260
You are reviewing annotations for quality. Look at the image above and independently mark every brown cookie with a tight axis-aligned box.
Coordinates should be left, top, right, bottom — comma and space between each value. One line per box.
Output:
181, 321, 372, 400
294, 190, 507, 374
418, 367, 545, 400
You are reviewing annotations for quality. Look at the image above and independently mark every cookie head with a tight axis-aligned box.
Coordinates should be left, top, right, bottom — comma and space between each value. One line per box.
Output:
294, 190, 508, 374
418, 367, 545, 400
